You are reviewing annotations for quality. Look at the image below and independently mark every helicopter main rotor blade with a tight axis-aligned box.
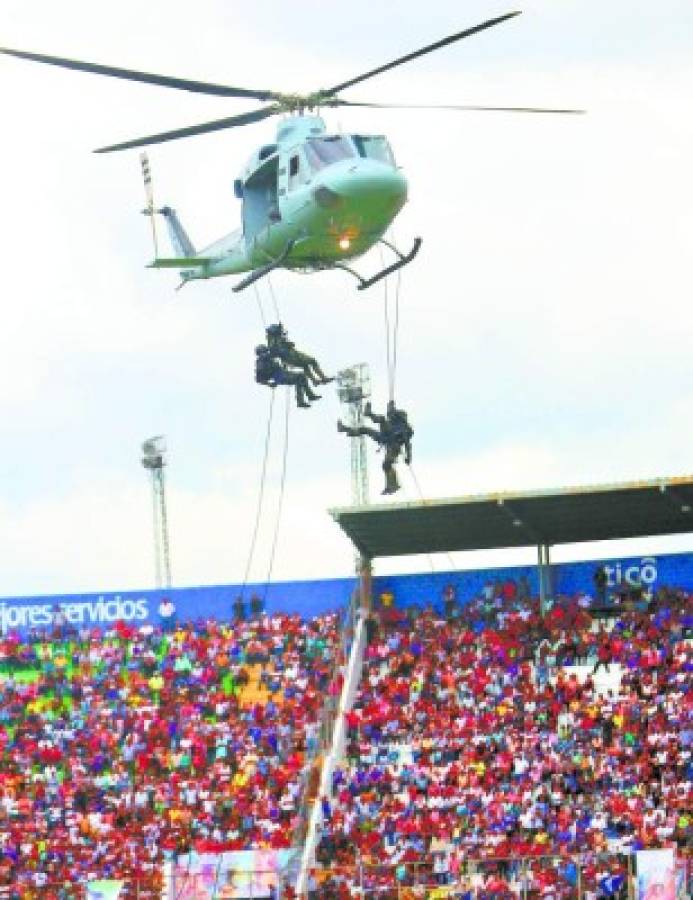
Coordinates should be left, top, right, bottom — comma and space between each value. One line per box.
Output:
323, 11, 522, 96
0, 46, 281, 100
94, 106, 279, 153
330, 100, 585, 114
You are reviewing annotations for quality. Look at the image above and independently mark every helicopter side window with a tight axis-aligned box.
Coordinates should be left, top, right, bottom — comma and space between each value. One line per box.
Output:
304, 137, 355, 171
288, 154, 300, 190
353, 135, 395, 166
288, 152, 310, 192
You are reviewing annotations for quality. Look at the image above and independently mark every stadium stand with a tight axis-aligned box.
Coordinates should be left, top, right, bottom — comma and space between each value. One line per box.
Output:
0, 577, 689, 897
313, 588, 691, 898
0, 611, 343, 897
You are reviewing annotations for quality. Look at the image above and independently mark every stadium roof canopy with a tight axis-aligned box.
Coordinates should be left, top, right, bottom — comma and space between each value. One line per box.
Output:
329, 475, 693, 559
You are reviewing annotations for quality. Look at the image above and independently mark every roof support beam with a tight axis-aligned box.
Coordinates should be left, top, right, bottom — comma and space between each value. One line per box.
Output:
538, 543, 552, 616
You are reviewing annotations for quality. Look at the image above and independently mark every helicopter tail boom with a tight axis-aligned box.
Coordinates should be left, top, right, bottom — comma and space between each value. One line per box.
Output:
158, 205, 196, 257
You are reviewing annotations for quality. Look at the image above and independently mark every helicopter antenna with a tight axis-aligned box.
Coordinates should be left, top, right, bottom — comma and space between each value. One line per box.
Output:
140, 152, 159, 257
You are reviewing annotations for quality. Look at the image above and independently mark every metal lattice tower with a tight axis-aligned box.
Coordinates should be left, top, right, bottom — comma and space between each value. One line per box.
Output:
141, 436, 172, 589
337, 364, 371, 507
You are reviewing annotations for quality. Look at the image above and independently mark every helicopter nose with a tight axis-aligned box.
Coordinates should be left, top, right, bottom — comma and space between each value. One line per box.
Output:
313, 161, 407, 211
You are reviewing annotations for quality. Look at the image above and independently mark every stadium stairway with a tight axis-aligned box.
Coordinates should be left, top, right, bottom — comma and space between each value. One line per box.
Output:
295, 606, 368, 894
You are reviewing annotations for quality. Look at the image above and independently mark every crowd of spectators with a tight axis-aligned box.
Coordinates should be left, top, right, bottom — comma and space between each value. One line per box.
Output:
0, 609, 342, 898
315, 586, 691, 898
0, 577, 689, 899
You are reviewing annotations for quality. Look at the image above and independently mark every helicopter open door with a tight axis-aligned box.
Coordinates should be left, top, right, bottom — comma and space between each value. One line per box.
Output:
242, 151, 280, 242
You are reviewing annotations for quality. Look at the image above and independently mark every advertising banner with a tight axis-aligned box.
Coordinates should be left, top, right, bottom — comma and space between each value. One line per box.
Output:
0, 576, 357, 636
171, 849, 297, 899
636, 848, 676, 900
1, 549, 691, 635
86, 881, 125, 900
376, 551, 693, 612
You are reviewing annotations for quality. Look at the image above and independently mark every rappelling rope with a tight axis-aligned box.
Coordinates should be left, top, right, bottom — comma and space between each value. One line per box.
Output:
381, 248, 393, 402
391, 267, 402, 399
408, 463, 458, 573
253, 282, 267, 329
239, 389, 276, 599
399, 474, 436, 574
247, 278, 289, 604
263, 385, 291, 603
267, 273, 282, 322
381, 241, 404, 403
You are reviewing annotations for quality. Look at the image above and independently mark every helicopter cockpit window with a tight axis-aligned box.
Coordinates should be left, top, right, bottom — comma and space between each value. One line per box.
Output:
353, 135, 395, 166
304, 137, 355, 171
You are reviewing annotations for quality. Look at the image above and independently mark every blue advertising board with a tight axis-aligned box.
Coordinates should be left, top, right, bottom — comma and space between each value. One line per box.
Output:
0, 550, 691, 635
375, 552, 693, 610
0, 577, 357, 636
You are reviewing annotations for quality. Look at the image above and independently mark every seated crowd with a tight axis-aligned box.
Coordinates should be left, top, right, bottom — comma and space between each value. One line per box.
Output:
0, 579, 689, 899
0, 609, 342, 897
315, 587, 691, 898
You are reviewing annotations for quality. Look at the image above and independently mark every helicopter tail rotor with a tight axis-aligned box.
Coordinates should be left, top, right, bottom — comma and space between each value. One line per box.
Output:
140, 152, 159, 258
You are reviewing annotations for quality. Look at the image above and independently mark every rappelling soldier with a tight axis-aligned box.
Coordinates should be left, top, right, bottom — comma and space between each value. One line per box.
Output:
265, 324, 334, 387
337, 400, 413, 494
254, 345, 321, 409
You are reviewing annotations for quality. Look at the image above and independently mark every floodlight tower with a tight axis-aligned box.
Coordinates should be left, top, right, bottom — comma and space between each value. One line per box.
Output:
141, 436, 172, 589
336, 364, 371, 507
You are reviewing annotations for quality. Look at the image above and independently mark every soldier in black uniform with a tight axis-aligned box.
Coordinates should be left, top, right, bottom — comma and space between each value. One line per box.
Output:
255, 345, 321, 408
337, 400, 413, 494
265, 324, 334, 387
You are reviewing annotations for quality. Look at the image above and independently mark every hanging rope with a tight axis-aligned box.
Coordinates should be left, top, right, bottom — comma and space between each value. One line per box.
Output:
381, 243, 404, 403
391, 267, 403, 400
381, 247, 393, 402
408, 464, 458, 573
267, 273, 282, 322
239, 389, 276, 598
253, 282, 267, 329
263, 386, 291, 603
400, 473, 436, 574
245, 275, 289, 604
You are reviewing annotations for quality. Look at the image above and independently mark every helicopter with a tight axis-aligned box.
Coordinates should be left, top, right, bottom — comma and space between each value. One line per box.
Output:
0, 11, 581, 293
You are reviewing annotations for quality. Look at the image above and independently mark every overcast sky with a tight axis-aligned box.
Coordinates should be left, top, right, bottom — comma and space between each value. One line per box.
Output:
1, 0, 692, 597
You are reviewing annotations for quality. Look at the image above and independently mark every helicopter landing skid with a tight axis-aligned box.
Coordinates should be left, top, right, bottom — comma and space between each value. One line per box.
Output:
334, 236, 422, 291
232, 240, 296, 293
